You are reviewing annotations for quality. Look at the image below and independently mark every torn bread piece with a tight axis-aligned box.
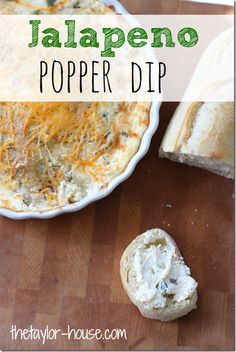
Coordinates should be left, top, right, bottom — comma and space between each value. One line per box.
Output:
120, 228, 198, 321
159, 102, 234, 179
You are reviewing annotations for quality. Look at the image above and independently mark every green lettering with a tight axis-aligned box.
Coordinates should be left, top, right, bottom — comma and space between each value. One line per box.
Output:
64, 20, 77, 48
101, 28, 125, 58
42, 28, 61, 48
28, 20, 41, 48
128, 27, 147, 48
80, 28, 99, 47
178, 27, 199, 47
151, 28, 175, 48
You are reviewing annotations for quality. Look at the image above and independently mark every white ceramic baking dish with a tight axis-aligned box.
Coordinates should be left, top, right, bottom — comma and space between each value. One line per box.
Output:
0, 0, 161, 220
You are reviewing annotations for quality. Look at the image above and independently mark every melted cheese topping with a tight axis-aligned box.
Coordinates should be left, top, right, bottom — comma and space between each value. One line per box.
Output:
0, 0, 150, 212
0, 102, 149, 211
0, 0, 114, 14
15, 0, 70, 12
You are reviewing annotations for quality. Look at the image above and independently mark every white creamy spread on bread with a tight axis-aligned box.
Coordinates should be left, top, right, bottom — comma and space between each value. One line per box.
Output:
132, 231, 197, 309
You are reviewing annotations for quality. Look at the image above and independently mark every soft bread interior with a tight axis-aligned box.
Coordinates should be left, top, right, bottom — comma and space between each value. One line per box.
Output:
120, 229, 198, 321
159, 151, 234, 179
160, 102, 234, 179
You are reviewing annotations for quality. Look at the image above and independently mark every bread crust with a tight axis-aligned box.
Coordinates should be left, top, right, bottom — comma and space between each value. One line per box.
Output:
120, 228, 198, 322
159, 102, 234, 179
159, 26, 233, 179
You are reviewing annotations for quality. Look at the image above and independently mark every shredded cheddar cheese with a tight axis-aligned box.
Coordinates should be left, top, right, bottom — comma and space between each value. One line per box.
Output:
0, 101, 149, 211
0, 102, 109, 183
16, 0, 69, 11
0, 0, 150, 212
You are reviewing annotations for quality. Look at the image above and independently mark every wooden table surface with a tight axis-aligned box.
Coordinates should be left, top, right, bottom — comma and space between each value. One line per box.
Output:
0, 1, 234, 351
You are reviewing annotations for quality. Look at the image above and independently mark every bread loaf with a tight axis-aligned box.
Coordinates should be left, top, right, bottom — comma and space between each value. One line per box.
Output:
159, 102, 234, 179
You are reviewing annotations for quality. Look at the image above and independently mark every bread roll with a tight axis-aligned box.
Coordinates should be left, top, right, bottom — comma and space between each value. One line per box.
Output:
159, 102, 234, 179
160, 27, 233, 179
120, 228, 198, 321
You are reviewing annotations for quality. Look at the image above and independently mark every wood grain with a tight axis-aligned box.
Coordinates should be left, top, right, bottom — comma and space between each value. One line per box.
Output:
0, 1, 234, 350
0, 101, 234, 351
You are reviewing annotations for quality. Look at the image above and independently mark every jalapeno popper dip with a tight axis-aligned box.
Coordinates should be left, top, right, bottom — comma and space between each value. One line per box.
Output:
0, 102, 149, 211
